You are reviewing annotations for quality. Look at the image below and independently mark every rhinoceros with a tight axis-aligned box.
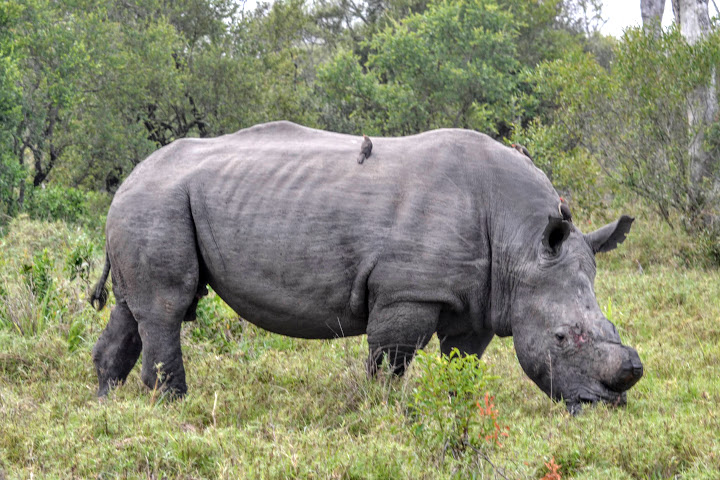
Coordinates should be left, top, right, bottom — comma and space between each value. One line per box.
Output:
90, 121, 643, 412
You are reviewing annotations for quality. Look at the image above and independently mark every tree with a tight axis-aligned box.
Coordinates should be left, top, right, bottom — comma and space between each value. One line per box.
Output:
9, 0, 320, 193
11, 0, 96, 197
672, 0, 718, 229
316, 0, 528, 137
641, 0, 665, 36
538, 28, 720, 238
0, 1, 25, 218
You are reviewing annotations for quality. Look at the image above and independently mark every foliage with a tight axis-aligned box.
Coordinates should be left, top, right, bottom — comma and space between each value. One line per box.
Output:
317, 0, 528, 137
11, 0, 98, 188
2, 247, 63, 335
0, 217, 100, 343
0, 1, 23, 219
509, 119, 602, 211
0, 157, 24, 220
3, 0, 321, 201
4, 0, 716, 266
1, 0, 661, 237
191, 289, 247, 353
505, 0, 590, 67
410, 348, 505, 457
21, 248, 53, 299
537, 27, 720, 251
65, 234, 96, 284
23, 185, 89, 223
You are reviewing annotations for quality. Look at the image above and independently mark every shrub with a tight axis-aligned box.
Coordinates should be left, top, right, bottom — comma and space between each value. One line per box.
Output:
409, 348, 506, 458
65, 235, 96, 284
1, 248, 66, 335
0, 217, 98, 345
21, 248, 54, 300
509, 119, 604, 212
24, 185, 89, 224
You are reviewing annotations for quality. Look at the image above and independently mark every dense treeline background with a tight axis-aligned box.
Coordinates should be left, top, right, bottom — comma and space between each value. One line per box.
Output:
1, 0, 719, 262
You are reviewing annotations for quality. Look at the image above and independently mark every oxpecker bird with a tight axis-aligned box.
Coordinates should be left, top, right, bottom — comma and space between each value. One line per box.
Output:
559, 197, 573, 223
511, 143, 533, 163
357, 134, 373, 164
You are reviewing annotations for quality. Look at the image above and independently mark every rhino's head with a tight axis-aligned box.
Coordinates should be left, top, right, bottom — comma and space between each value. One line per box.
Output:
507, 214, 643, 414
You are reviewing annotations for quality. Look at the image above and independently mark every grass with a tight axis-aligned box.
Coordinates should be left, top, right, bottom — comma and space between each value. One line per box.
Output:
0, 214, 719, 479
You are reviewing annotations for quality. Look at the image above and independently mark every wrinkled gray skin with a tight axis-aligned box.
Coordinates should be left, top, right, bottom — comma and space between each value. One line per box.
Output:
91, 121, 643, 412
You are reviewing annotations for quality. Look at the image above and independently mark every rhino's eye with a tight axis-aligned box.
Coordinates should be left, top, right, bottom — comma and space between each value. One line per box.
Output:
555, 333, 566, 342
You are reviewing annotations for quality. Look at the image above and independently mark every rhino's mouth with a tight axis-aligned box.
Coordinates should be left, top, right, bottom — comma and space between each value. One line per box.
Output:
565, 384, 628, 415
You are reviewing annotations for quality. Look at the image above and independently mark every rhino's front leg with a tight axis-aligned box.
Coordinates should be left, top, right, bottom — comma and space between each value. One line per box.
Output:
366, 302, 441, 376
439, 330, 494, 358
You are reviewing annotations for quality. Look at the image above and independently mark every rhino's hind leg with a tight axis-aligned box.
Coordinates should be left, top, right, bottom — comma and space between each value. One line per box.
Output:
132, 264, 197, 398
366, 302, 440, 376
137, 314, 187, 397
92, 299, 142, 397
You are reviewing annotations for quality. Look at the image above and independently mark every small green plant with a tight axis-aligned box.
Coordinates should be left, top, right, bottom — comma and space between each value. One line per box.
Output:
66, 317, 85, 352
410, 348, 505, 458
21, 248, 54, 299
65, 235, 96, 284
191, 289, 245, 353
8, 247, 67, 336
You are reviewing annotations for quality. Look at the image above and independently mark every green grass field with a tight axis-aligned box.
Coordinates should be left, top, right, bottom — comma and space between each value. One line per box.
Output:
0, 215, 718, 479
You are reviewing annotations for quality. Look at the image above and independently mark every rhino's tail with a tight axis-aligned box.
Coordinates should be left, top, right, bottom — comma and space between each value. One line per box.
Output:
89, 251, 111, 311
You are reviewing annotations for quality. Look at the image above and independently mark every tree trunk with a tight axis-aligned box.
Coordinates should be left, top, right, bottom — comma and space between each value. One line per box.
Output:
671, 0, 680, 24
674, 0, 718, 227
15, 139, 25, 210
641, 0, 665, 36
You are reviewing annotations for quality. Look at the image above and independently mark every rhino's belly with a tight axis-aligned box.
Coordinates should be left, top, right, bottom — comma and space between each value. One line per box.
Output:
201, 244, 370, 339
209, 276, 368, 339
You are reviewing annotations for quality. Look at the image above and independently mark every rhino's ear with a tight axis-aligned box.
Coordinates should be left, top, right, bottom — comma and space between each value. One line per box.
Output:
585, 215, 634, 253
542, 216, 572, 255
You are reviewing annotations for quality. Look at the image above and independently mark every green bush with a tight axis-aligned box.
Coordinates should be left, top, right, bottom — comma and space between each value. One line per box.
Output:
0, 217, 100, 345
24, 185, 89, 224
509, 119, 604, 212
410, 348, 506, 458
65, 235, 96, 284
21, 248, 54, 300
19, 184, 109, 234
316, 0, 527, 136
0, 248, 64, 336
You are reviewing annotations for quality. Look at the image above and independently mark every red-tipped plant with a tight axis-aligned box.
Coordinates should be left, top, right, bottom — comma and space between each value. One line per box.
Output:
477, 392, 509, 447
540, 457, 562, 480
